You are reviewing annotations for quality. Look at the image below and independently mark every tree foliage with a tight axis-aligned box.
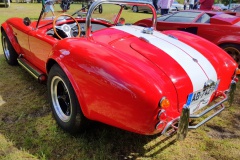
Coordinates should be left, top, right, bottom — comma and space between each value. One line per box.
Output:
221, 0, 240, 5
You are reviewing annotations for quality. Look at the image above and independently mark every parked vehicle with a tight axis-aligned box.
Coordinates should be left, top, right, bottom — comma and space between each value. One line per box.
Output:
134, 10, 240, 68
230, 5, 240, 13
1, 0, 239, 140
127, 0, 179, 13
213, 3, 228, 11
227, 3, 240, 10
172, 0, 184, 10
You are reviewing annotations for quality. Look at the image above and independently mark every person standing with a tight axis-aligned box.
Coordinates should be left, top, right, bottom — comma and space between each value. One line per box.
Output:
42, 0, 55, 19
158, 0, 174, 15
198, 0, 214, 10
153, 0, 159, 10
189, 0, 194, 9
184, 0, 189, 10
193, 0, 198, 9
60, 0, 72, 12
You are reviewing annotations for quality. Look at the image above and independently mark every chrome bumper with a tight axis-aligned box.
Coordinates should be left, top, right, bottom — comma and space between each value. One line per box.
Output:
161, 81, 237, 140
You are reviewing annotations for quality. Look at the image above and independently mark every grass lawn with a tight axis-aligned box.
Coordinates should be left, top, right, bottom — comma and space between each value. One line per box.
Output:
1, 2, 240, 160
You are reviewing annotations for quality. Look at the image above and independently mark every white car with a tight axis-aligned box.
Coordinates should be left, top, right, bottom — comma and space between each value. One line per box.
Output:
172, 0, 184, 11
128, 0, 183, 13
213, 3, 228, 10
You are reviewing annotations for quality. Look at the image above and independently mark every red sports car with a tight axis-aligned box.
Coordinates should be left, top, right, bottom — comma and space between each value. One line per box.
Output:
134, 10, 240, 68
1, 0, 239, 140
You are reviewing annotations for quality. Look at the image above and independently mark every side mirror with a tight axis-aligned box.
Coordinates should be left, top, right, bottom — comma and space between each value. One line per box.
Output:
23, 17, 31, 26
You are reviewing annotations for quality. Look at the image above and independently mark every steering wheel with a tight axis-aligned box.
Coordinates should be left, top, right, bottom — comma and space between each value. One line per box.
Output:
53, 14, 81, 39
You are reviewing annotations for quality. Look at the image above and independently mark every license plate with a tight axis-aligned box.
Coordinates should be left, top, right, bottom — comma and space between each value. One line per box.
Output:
186, 80, 219, 113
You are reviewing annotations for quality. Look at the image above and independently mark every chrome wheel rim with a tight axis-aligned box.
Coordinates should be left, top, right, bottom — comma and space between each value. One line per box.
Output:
51, 76, 72, 122
225, 47, 240, 68
2, 36, 10, 60
133, 6, 138, 12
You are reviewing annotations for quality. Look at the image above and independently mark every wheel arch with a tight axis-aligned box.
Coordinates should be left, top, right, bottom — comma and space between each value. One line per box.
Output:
46, 58, 90, 119
215, 34, 240, 47
1, 24, 21, 54
218, 42, 240, 68
218, 42, 240, 48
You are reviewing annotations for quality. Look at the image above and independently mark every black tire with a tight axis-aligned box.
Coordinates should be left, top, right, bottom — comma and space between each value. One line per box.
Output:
99, 5, 103, 14
220, 44, 240, 68
47, 64, 87, 134
1, 30, 18, 65
132, 6, 138, 12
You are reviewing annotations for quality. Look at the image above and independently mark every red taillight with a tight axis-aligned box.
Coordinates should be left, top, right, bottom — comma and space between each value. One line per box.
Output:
156, 121, 165, 130
155, 109, 168, 131
158, 109, 167, 120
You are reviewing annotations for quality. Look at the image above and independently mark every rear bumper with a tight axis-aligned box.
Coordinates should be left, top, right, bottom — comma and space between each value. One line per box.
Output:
161, 80, 237, 140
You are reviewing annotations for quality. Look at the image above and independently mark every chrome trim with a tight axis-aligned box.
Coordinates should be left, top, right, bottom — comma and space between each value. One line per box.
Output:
155, 121, 165, 130
161, 117, 179, 136
142, 27, 153, 34
228, 80, 237, 106
176, 105, 190, 140
157, 109, 166, 120
159, 96, 167, 107
161, 91, 229, 139
17, 57, 47, 83
85, 0, 157, 37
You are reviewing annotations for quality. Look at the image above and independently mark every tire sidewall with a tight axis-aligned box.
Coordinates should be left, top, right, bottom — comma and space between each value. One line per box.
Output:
47, 64, 83, 133
1, 31, 18, 65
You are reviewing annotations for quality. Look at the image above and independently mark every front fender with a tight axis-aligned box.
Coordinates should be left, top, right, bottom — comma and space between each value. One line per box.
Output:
1, 21, 21, 54
215, 34, 240, 46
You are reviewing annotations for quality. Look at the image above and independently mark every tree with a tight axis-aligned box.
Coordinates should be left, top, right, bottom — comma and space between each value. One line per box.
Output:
221, 0, 240, 5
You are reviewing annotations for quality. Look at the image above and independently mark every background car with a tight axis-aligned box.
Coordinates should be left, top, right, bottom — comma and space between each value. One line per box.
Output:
213, 3, 228, 11
1, 0, 239, 140
232, 5, 240, 12
123, 0, 153, 13
172, 0, 184, 10
126, 0, 181, 13
134, 10, 240, 68
227, 3, 240, 9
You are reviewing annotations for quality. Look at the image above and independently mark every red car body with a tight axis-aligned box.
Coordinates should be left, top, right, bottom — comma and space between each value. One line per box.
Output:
134, 10, 240, 68
1, 1, 239, 139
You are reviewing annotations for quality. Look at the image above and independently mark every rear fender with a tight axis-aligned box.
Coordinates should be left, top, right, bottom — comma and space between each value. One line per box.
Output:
48, 39, 179, 134
47, 41, 88, 118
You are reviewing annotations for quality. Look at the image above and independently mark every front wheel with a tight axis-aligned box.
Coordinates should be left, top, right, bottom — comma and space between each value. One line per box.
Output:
47, 64, 87, 134
1, 30, 18, 65
220, 44, 240, 68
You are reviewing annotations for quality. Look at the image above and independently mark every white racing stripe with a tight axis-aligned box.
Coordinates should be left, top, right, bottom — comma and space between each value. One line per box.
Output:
112, 25, 217, 91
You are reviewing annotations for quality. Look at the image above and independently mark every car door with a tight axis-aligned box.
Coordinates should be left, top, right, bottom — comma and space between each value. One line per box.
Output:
27, 28, 57, 73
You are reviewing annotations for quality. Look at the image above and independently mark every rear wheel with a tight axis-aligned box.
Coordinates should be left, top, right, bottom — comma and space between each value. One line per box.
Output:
132, 6, 138, 12
48, 64, 87, 134
220, 44, 240, 68
1, 30, 18, 65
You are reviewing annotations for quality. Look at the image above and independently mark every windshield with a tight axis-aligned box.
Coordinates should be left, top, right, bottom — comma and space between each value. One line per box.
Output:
37, 0, 154, 29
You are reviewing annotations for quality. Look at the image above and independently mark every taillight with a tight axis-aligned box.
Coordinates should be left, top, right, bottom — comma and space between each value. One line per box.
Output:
155, 97, 170, 131
159, 97, 170, 108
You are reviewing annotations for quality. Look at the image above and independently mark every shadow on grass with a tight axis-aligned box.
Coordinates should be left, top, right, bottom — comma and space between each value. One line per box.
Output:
0, 54, 177, 159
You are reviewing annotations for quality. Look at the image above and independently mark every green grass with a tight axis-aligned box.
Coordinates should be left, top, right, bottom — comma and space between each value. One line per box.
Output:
1, 2, 240, 160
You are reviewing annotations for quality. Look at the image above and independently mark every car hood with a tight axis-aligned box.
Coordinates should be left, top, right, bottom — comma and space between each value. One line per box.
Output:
92, 25, 236, 112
